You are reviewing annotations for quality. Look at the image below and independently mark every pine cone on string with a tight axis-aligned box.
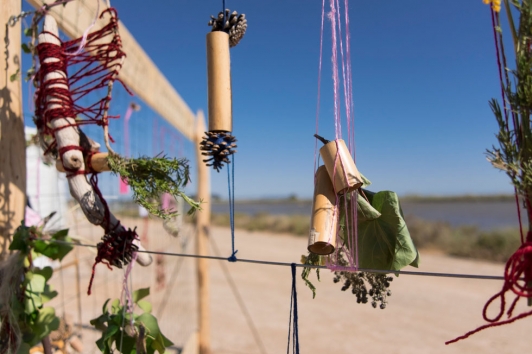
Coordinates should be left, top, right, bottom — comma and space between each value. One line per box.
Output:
199, 131, 237, 172
95, 228, 139, 269
208, 9, 247, 47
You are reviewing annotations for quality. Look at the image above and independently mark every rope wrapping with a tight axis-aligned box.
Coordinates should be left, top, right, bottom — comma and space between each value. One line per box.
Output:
34, 8, 141, 294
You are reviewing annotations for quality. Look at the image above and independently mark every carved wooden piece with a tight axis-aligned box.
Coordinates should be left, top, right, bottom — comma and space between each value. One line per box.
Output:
39, 16, 151, 267
319, 139, 363, 195
308, 166, 337, 255
55, 152, 110, 173
207, 32, 232, 132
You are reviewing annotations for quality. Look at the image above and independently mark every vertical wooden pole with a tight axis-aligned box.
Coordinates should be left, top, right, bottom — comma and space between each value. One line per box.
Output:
0, 0, 26, 257
194, 110, 211, 354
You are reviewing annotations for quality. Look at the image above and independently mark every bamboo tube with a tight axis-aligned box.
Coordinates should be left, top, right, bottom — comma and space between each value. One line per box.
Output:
56, 152, 110, 173
308, 166, 337, 255
319, 139, 363, 194
207, 31, 232, 132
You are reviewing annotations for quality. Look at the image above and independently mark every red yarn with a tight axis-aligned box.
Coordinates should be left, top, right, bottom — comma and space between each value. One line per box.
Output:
34, 8, 129, 155
447, 233, 532, 344
86, 173, 139, 295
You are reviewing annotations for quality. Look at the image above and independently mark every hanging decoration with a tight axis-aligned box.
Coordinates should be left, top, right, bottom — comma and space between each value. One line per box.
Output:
447, 0, 532, 343
200, 8, 247, 172
301, 0, 419, 306
32, 6, 199, 294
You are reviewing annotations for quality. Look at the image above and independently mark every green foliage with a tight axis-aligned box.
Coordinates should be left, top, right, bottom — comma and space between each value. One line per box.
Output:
107, 154, 201, 220
486, 1, 532, 214
3, 221, 74, 353
90, 288, 173, 354
300, 253, 322, 298
344, 189, 419, 271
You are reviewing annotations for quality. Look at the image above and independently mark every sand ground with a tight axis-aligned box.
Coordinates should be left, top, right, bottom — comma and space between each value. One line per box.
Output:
48, 214, 531, 354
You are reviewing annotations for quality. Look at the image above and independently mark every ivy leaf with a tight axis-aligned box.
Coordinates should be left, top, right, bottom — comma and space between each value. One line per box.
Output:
33, 266, 53, 281
133, 288, 150, 303
137, 299, 152, 313
52, 229, 69, 240
27, 273, 46, 293
111, 298, 121, 314
24, 27, 33, 37
104, 324, 120, 341
21, 43, 31, 54
40, 286, 58, 304
29, 307, 60, 345
9, 68, 20, 82
10, 224, 30, 252
137, 313, 161, 338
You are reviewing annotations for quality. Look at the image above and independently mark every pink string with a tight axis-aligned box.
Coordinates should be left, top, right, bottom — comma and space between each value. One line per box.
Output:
314, 0, 326, 174
121, 248, 138, 315
328, 1, 341, 139
65, 0, 100, 57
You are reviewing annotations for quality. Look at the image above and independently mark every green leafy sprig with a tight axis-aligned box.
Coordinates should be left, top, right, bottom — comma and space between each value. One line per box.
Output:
107, 154, 201, 219
90, 288, 173, 354
486, 1, 532, 220
300, 253, 322, 299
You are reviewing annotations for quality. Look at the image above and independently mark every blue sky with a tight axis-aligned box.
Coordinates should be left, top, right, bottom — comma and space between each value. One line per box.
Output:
23, 0, 514, 199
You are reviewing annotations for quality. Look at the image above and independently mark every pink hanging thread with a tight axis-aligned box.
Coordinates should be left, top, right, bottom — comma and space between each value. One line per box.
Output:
119, 103, 137, 194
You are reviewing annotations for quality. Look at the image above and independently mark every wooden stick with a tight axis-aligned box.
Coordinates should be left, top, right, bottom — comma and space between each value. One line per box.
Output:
55, 152, 110, 173
195, 111, 211, 354
39, 15, 151, 267
207, 32, 232, 132
0, 0, 26, 255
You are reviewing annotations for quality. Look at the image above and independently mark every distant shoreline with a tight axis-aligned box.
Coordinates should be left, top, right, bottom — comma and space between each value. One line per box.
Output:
210, 194, 516, 204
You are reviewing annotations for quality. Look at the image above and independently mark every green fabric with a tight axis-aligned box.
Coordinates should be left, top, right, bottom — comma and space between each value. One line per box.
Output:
339, 183, 419, 271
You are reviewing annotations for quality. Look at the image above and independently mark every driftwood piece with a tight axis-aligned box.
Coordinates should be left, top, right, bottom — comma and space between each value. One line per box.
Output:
39, 15, 151, 266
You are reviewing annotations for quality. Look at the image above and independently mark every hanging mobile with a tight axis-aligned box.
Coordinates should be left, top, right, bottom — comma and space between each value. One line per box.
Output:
200, 9, 247, 171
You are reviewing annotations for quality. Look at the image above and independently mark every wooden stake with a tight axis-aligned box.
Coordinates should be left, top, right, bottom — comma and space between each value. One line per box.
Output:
207, 32, 232, 132
55, 152, 110, 173
0, 0, 26, 256
195, 111, 211, 354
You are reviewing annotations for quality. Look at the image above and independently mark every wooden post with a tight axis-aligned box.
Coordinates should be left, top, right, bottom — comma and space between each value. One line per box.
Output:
0, 0, 26, 257
194, 111, 211, 354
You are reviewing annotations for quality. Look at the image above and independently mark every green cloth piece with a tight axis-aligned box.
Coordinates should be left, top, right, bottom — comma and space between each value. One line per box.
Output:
339, 183, 419, 271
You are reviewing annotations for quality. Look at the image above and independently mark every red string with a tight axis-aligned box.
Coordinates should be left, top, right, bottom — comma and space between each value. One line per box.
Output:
35, 8, 129, 148
447, 7, 532, 344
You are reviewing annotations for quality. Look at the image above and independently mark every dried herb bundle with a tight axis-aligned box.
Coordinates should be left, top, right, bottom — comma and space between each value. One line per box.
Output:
108, 154, 201, 219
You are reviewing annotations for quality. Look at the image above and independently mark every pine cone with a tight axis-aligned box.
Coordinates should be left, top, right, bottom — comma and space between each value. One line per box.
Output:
199, 131, 237, 172
208, 9, 247, 47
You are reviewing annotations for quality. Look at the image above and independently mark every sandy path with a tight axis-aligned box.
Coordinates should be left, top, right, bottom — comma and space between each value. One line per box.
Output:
49, 217, 530, 353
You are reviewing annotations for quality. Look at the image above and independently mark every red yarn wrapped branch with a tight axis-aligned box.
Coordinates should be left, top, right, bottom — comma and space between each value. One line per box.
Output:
34, 10, 152, 295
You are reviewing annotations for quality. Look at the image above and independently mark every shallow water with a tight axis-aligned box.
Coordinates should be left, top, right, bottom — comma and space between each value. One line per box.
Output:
211, 200, 526, 230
